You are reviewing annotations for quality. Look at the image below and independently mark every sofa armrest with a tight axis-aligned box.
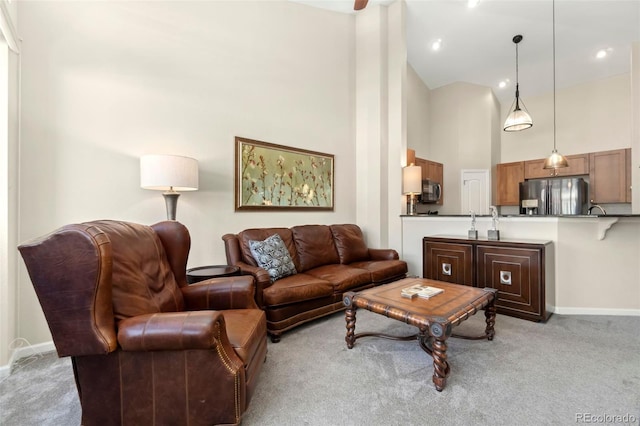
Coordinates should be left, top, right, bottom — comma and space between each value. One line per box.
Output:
368, 248, 400, 261
181, 275, 259, 310
118, 311, 226, 351
230, 261, 271, 308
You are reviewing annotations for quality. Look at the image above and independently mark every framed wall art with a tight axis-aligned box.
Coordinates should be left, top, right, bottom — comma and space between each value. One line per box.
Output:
235, 137, 334, 211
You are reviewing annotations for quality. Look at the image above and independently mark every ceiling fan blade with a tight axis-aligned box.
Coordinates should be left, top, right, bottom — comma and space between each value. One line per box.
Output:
354, 0, 368, 11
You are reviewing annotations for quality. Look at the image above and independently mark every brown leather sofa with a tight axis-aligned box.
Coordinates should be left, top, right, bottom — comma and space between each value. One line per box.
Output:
19, 220, 267, 426
223, 224, 407, 342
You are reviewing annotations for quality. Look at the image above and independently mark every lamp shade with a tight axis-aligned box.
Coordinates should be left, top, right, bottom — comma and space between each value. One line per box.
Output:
402, 164, 422, 195
140, 155, 199, 191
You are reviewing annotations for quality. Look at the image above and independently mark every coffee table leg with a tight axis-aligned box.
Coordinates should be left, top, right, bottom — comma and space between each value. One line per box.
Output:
432, 338, 449, 392
484, 302, 497, 341
345, 306, 356, 349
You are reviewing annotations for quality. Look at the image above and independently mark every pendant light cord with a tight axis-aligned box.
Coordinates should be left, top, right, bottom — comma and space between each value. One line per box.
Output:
553, 0, 557, 150
515, 40, 520, 101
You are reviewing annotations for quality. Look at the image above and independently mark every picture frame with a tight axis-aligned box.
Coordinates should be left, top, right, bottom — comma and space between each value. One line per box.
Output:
235, 136, 334, 211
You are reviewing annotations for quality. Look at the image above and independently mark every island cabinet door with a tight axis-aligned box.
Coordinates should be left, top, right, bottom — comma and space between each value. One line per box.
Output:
423, 241, 474, 286
476, 244, 545, 322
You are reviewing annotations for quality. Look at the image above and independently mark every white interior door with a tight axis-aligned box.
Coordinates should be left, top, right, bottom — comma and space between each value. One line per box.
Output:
461, 169, 490, 215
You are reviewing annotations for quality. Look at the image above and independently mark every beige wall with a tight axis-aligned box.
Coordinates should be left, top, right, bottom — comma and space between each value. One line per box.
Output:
13, 0, 357, 358
407, 73, 635, 214
427, 82, 499, 214
354, 1, 406, 250
501, 74, 632, 161
0, 0, 20, 369
402, 216, 640, 315
406, 63, 430, 158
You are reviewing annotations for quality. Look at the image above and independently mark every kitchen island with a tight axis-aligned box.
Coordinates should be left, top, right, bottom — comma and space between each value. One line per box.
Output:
401, 215, 640, 316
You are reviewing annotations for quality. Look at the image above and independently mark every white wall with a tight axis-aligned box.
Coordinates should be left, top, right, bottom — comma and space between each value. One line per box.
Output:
15, 1, 357, 349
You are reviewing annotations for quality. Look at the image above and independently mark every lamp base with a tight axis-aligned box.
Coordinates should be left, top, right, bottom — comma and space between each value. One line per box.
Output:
406, 194, 418, 215
162, 192, 180, 221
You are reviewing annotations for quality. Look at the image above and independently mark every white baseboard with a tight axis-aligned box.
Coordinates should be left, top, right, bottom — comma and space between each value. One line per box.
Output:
553, 306, 640, 316
0, 340, 56, 379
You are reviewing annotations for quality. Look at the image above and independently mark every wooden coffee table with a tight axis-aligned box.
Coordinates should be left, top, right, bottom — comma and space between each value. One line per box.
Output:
343, 278, 497, 391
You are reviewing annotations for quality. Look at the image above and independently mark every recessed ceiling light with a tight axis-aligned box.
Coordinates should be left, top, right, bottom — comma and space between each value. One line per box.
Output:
498, 79, 510, 89
468, 0, 480, 8
431, 39, 442, 51
596, 49, 607, 59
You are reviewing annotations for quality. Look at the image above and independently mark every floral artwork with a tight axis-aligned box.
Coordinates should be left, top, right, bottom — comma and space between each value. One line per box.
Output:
235, 137, 334, 211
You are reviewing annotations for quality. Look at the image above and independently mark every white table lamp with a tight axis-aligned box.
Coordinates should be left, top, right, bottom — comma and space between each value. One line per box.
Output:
402, 164, 422, 215
140, 154, 199, 220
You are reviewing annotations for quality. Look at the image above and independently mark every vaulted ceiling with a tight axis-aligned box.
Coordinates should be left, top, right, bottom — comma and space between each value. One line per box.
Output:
291, 0, 640, 103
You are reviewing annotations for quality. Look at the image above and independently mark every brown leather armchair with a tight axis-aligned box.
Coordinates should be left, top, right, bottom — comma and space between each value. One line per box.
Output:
18, 220, 267, 426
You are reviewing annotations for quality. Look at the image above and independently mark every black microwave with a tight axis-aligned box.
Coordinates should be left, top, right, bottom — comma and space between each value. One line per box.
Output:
421, 179, 441, 203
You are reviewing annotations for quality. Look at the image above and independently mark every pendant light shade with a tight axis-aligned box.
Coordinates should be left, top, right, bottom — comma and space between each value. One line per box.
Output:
543, 0, 568, 170
543, 149, 569, 169
504, 35, 533, 132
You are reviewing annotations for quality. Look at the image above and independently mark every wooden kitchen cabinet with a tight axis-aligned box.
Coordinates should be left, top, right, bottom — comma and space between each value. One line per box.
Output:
423, 236, 553, 322
524, 154, 589, 179
495, 161, 524, 206
415, 156, 444, 205
589, 148, 630, 204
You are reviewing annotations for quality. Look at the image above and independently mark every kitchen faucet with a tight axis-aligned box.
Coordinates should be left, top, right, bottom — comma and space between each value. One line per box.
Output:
588, 205, 607, 215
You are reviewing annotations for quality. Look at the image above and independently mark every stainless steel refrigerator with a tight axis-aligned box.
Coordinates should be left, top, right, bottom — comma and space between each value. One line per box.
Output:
519, 177, 588, 215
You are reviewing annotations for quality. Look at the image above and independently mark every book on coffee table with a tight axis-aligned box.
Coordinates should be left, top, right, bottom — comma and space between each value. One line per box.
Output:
401, 284, 444, 299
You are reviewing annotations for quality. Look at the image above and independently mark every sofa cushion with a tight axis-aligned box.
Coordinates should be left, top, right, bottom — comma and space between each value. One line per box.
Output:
349, 259, 408, 284
304, 264, 371, 293
330, 224, 369, 264
249, 234, 297, 282
291, 225, 340, 272
262, 273, 334, 306
239, 228, 300, 270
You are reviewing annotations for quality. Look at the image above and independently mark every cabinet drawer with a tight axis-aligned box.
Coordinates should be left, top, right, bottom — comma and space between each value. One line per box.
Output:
476, 245, 544, 321
423, 241, 474, 286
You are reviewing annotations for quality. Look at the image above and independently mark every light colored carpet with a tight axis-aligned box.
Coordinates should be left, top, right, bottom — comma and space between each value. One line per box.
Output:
2, 311, 639, 425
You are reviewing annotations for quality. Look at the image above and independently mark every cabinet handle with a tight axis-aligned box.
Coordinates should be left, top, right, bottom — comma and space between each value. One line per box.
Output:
442, 263, 452, 276
500, 271, 512, 285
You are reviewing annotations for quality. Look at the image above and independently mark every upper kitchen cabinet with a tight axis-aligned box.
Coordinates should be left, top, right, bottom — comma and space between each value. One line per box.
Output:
589, 148, 631, 204
414, 156, 444, 206
495, 161, 524, 206
524, 154, 590, 179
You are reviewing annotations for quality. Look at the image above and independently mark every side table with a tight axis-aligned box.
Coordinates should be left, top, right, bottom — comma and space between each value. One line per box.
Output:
186, 265, 241, 284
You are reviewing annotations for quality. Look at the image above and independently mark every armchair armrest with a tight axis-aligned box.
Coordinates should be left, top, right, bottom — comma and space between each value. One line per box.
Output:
368, 248, 400, 261
181, 275, 259, 310
118, 311, 226, 351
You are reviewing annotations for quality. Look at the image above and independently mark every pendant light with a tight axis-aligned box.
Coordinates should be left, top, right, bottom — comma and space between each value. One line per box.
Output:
543, 0, 568, 170
503, 35, 533, 132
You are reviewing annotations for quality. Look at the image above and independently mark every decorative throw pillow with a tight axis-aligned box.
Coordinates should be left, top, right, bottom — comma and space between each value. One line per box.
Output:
249, 234, 297, 282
